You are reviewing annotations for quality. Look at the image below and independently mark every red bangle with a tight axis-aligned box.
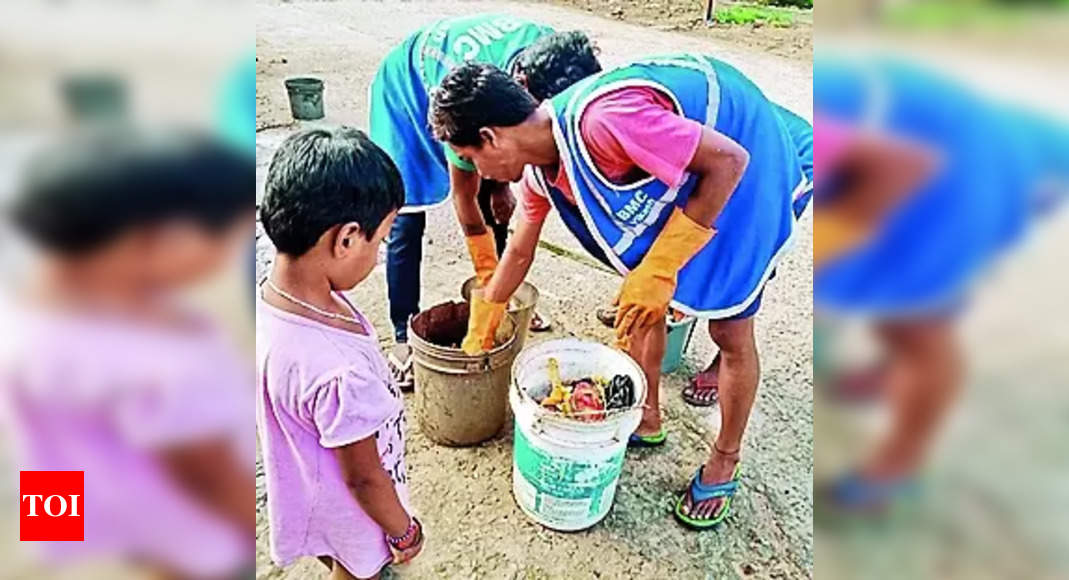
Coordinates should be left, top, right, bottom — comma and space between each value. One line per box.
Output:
387, 516, 420, 550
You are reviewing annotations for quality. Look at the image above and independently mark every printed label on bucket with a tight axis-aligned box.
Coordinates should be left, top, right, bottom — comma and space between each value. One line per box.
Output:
513, 424, 624, 522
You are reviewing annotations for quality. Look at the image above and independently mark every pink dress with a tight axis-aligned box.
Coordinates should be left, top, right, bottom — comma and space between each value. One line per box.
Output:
0, 303, 252, 577
256, 293, 408, 578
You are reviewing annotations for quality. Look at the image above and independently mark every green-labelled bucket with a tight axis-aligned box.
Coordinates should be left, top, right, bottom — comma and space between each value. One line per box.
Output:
284, 77, 324, 121
662, 315, 697, 374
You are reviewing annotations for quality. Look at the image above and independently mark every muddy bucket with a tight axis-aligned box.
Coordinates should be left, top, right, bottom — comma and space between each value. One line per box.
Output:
284, 77, 324, 120
510, 339, 647, 531
409, 301, 519, 446
460, 277, 539, 350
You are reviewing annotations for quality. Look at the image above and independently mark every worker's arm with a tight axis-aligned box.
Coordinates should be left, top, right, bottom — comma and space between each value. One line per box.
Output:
815, 130, 937, 266
483, 213, 544, 303
681, 126, 749, 227
461, 210, 545, 354
614, 127, 747, 340
449, 162, 501, 286
449, 163, 486, 236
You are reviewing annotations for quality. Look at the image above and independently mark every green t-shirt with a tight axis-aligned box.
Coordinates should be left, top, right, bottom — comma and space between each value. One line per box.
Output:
413, 14, 553, 171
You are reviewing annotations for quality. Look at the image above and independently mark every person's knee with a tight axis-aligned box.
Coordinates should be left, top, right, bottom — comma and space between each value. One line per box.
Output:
708, 318, 755, 355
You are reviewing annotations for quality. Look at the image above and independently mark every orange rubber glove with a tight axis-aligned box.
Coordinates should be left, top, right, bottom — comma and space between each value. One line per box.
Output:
461, 293, 507, 355
813, 209, 869, 268
614, 207, 714, 344
465, 231, 499, 288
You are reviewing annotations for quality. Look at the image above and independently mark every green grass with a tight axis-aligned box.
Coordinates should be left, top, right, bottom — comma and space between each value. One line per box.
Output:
715, 4, 797, 27
883, 0, 1066, 30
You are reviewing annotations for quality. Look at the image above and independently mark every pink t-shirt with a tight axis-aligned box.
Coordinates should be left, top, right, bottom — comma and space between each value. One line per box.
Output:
0, 303, 252, 577
517, 87, 704, 223
256, 293, 407, 579
813, 114, 854, 184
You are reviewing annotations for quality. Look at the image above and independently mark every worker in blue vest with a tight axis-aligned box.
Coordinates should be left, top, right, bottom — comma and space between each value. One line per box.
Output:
429, 55, 812, 529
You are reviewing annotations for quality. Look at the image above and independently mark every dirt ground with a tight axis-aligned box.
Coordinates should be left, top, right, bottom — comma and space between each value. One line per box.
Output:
541, 0, 812, 59
255, 1, 814, 578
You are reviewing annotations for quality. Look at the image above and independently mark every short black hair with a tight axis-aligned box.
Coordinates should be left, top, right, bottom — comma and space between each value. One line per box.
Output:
514, 31, 601, 101
11, 128, 251, 255
429, 63, 538, 147
260, 126, 404, 256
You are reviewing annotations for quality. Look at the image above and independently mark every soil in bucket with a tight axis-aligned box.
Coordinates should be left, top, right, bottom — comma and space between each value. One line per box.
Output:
409, 301, 519, 446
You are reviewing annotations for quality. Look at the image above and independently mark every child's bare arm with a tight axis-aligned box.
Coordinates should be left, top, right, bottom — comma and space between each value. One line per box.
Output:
158, 438, 254, 535
333, 437, 411, 537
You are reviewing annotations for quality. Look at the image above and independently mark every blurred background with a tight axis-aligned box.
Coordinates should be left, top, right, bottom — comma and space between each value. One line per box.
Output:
1, 1, 253, 579
813, 0, 1069, 578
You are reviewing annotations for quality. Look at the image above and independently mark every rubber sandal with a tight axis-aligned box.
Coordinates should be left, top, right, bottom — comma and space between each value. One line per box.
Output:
387, 343, 414, 392
827, 363, 887, 405
595, 306, 617, 328
627, 428, 667, 448
674, 464, 741, 530
528, 310, 552, 333
682, 355, 720, 407
822, 471, 919, 514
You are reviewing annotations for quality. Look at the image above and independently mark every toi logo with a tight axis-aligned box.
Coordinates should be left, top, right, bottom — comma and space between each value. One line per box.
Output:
20, 471, 84, 541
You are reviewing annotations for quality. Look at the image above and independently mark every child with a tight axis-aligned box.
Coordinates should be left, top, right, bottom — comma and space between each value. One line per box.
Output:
256, 126, 423, 580
3, 128, 254, 578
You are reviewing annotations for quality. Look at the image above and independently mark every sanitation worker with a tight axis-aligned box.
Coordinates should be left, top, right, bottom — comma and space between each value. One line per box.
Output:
429, 55, 812, 530
369, 15, 601, 388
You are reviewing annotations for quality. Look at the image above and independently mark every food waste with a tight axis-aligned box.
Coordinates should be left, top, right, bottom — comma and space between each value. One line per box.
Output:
528, 357, 636, 422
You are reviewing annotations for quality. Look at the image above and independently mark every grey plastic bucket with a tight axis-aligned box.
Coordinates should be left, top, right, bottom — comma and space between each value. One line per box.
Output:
284, 77, 324, 120
460, 277, 539, 351
409, 301, 519, 446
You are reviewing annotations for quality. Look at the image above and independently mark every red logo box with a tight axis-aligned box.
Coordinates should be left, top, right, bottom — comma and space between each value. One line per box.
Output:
20, 471, 84, 541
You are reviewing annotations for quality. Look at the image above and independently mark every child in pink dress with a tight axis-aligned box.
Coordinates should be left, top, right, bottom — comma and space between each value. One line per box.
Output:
2, 129, 254, 578
256, 126, 423, 580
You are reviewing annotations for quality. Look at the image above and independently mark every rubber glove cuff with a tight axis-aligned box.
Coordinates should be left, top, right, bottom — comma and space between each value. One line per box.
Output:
465, 231, 499, 287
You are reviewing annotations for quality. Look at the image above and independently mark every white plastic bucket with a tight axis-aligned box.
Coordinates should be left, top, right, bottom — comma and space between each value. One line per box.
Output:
509, 339, 647, 531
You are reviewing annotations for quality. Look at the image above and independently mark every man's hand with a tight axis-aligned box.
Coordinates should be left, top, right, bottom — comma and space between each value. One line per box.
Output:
614, 269, 675, 343
489, 187, 516, 226
613, 208, 713, 346
461, 292, 507, 354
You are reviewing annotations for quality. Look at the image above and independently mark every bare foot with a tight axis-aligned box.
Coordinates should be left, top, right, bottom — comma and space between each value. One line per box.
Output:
633, 408, 662, 438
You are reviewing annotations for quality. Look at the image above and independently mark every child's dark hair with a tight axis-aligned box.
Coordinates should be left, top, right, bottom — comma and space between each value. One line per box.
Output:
514, 31, 601, 102
429, 63, 538, 147
11, 128, 251, 255
260, 126, 404, 256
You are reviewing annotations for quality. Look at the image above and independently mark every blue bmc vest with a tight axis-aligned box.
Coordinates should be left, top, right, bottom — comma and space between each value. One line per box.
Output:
542, 54, 810, 318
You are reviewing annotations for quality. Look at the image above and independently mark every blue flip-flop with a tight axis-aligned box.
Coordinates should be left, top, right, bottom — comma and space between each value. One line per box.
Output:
825, 472, 919, 513
627, 428, 667, 448
674, 464, 741, 530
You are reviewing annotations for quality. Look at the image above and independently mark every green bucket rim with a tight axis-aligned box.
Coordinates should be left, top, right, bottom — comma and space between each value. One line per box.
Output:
284, 77, 324, 92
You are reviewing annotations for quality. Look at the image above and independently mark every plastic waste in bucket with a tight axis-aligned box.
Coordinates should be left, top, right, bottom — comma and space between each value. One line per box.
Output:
510, 339, 647, 531
284, 77, 325, 121
662, 315, 697, 373
460, 277, 539, 351
409, 301, 518, 446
